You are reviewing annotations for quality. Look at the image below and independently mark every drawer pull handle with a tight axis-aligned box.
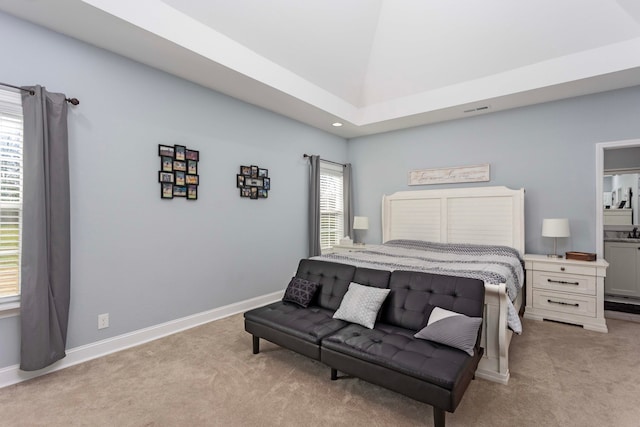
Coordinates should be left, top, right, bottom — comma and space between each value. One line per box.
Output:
547, 279, 579, 286
547, 299, 579, 307
560, 267, 565, 271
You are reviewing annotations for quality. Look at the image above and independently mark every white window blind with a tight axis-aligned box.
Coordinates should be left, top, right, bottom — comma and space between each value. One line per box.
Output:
319, 161, 344, 252
0, 89, 23, 299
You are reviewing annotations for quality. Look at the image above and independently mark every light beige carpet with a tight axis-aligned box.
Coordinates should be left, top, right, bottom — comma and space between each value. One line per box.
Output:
1, 315, 639, 427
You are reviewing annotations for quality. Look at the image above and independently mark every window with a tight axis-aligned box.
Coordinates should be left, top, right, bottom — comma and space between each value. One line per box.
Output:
319, 161, 344, 252
0, 88, 23, 309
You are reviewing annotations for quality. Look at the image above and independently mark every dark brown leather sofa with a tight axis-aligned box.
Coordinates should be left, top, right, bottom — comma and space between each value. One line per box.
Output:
244, 259, 485, 427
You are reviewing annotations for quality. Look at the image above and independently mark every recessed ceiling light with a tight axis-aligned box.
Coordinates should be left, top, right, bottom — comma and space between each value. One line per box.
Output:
332, 122, 343, 127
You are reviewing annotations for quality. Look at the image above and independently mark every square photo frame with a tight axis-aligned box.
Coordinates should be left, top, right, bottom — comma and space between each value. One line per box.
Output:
186, 174, 199, 185
246, 178, 263, 187
187, 160, 197, 175
240, 165, 251, 176
258, 168, 268, 178
187, 185, 198, 200
174, 145, 186, 161
173, 185, 187, 197
159, 171, 174, 183
159, 145, 175, 158
173, 160, 186, 172
175, 171, 186, 186
161, 183, 173, 199
161, 156, 173, 172
185, 149, 199, 161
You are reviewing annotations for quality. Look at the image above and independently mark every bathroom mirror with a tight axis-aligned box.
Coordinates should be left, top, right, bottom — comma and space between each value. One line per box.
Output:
603, 173, 639, 225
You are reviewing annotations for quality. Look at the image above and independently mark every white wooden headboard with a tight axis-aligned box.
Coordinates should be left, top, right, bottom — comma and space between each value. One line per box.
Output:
382, 186, 525, 255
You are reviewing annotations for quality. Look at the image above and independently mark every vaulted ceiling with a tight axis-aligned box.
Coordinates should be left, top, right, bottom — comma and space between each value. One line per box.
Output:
2, 0, 640, 138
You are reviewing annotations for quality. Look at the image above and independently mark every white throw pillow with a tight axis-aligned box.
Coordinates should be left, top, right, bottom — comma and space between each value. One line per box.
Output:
332, 282, 391, 329
414, 307, 482, 356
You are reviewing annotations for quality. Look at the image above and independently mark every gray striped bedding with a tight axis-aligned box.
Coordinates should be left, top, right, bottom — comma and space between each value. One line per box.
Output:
312, 239, 524, 334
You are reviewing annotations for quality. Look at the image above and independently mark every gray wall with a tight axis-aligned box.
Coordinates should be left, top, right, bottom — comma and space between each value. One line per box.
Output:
3, 9, 640, 372
0, 12, 347, 369
347, 86, 640, 255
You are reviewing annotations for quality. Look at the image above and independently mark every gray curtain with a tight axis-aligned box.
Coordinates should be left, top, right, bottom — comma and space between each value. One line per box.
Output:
308, 155, 321, 257
343, 163, 354, 240
20, 86, 71, 371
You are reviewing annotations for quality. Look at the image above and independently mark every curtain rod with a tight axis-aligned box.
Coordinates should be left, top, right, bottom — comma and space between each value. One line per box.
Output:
0, 82, 80, 105
302, 153, 346, 167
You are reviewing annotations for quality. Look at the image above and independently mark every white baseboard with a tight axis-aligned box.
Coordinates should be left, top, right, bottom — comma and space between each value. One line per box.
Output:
0, 289, 282, 389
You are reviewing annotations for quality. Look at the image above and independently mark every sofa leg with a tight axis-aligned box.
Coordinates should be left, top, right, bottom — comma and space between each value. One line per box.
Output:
330, 368, 338, 381
433, 407, 445, 427
252, 335, 260, 354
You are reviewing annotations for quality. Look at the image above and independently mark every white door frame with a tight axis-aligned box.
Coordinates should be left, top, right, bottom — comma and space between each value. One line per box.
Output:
595, 138, 640, 258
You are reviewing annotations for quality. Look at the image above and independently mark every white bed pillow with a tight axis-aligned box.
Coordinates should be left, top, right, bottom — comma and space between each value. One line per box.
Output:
414, 307, 482, 356
332, 282, 390, 329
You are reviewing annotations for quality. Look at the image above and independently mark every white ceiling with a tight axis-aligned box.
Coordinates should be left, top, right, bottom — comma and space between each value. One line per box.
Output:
2, 0, 640, 138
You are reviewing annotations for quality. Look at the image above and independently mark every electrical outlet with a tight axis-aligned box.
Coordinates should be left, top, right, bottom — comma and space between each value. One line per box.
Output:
98, 313, 109, 330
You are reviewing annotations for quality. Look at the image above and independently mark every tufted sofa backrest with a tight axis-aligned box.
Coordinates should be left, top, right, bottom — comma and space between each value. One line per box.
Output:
352, 267, 391, 289
295, 259, 356, 310
381, 270, 485, 331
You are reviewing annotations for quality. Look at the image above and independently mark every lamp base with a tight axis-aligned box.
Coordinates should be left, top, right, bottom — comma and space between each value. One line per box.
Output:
546, 254, 564, 259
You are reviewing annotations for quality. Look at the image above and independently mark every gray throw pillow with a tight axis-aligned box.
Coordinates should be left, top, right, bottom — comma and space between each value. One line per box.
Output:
282, 277, 320, 308
332, 282, 391, 329
414, 307, 482, 356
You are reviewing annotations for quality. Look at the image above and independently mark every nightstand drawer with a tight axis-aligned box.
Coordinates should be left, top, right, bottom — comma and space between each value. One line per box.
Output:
532, 289, 596, 317
532, 271, 596, 295
530, 261, 595, 276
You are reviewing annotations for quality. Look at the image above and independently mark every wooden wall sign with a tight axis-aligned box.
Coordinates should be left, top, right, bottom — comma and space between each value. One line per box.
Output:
408, 164, 490, 186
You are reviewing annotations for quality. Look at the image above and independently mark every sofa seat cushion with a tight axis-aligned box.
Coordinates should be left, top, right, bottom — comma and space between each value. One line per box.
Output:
322, 323, 479, 390
244, 301, 348, 344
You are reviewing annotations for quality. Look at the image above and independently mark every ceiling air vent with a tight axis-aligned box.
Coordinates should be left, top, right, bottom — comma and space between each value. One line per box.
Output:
463, 105, 491, 113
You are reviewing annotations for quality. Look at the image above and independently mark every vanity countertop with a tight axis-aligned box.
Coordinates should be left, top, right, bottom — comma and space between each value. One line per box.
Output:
604, 238, 640, 243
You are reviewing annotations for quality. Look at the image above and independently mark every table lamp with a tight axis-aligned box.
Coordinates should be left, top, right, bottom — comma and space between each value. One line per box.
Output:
542, 218, 570, 258
353, 216, 369, 245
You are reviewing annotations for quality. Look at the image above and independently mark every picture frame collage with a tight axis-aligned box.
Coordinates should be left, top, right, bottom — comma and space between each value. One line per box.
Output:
158, 144, 199, 200
237, 165, 270, 199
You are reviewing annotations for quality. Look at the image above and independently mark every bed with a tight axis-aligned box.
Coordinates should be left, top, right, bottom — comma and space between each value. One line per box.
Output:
315, 186, 525, 384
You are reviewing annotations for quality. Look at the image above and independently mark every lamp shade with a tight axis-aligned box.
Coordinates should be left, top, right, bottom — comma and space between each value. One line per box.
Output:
353, 216, 369, 230
542, 218, 570, 238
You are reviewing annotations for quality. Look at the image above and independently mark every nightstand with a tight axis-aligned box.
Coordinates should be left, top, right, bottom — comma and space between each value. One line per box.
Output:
523, 254, 609, 333
331, 244, 367, 254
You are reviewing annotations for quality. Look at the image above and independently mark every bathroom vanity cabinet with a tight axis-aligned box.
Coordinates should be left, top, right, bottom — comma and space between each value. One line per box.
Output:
604, 240, 640, 299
